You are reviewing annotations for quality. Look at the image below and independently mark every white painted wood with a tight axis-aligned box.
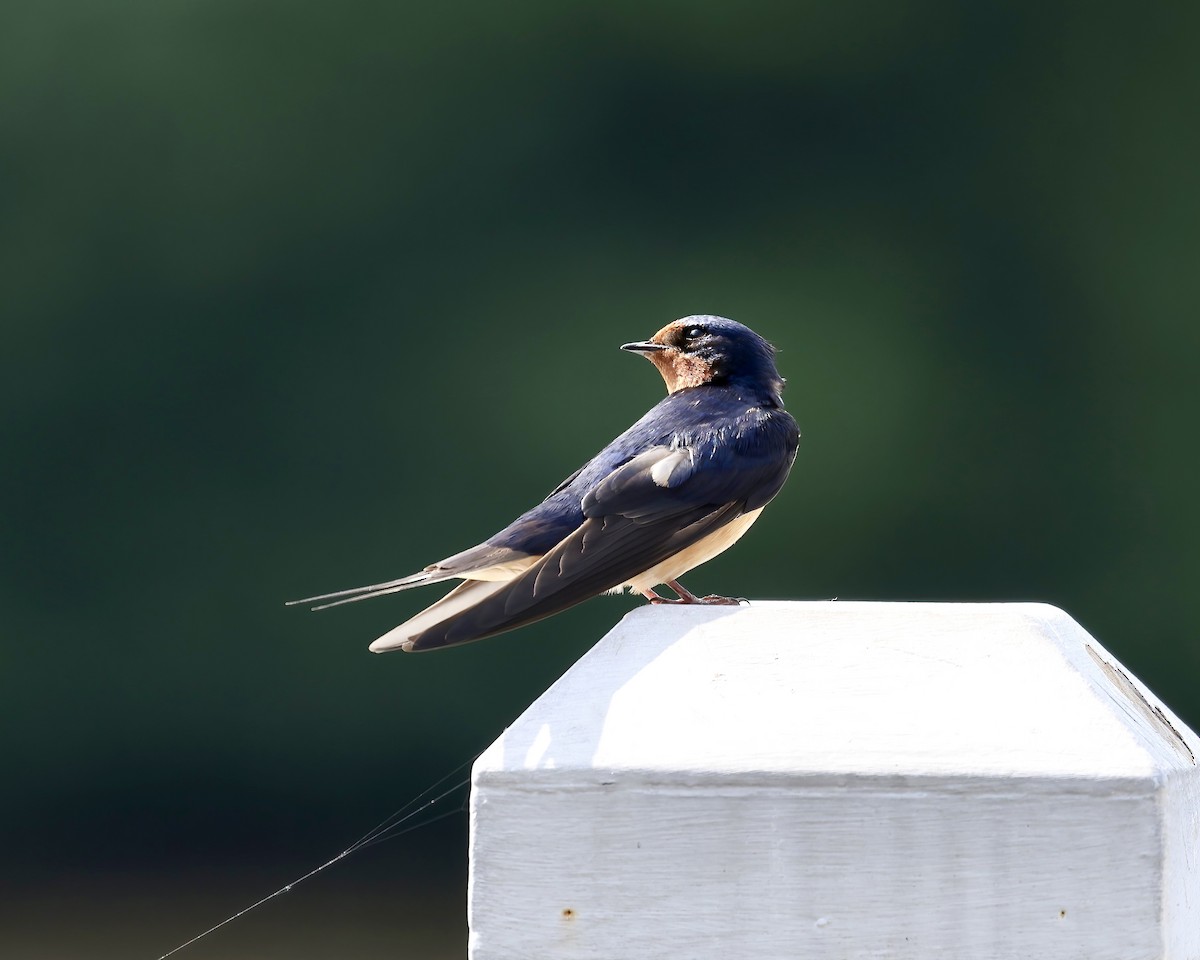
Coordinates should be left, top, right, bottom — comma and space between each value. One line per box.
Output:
468, 602, 1200, 959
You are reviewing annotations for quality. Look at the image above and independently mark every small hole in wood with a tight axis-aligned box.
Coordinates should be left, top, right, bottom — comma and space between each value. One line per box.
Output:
562, 908, 575, 920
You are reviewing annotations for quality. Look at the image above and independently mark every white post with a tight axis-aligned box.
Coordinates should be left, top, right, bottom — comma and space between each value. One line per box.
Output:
468, 602, 1200, 959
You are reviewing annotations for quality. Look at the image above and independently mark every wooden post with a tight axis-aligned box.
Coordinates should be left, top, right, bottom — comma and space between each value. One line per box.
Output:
468, 602, 1200, 959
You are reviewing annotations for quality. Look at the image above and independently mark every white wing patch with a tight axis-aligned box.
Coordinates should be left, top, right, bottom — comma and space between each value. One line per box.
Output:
650, 447, 694, 487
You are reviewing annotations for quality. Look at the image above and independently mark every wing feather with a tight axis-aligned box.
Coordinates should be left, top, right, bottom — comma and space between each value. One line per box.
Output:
287, 543, 536, 609
367, 409, 799, 652
382, 503, 741, 652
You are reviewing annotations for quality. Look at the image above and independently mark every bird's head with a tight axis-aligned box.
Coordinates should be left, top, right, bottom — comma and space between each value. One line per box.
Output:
621, 316, 785, 405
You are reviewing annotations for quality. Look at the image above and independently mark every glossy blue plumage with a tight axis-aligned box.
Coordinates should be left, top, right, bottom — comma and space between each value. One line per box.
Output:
290, 316, 800, 652
491, 384, 797, 556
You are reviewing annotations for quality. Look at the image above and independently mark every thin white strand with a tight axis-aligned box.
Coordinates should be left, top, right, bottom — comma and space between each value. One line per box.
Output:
343, 758, 474, 853
344, 776, 471, 855
155, 758, 476, 959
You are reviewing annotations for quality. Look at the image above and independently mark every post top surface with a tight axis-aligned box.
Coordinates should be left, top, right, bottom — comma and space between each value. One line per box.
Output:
475, 601, 1197, 784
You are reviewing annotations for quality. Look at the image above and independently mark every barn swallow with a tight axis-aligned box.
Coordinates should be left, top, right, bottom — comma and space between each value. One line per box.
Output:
289, 315, 800, 652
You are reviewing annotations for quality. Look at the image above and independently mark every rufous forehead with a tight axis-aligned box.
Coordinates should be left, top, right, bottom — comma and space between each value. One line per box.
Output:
649, 320, 688, 346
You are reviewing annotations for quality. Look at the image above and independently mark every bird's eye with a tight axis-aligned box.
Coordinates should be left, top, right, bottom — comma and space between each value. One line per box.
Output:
684, 325, 705, 340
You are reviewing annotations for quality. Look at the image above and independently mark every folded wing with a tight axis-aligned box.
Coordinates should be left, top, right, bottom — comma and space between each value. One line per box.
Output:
374, 428, 795, 652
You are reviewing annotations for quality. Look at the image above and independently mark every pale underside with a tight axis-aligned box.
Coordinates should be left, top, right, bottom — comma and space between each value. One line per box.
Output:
620, 505, 763, 593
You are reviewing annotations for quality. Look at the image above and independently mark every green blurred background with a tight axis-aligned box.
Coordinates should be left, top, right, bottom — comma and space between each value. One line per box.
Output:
3, 1, 1198, 956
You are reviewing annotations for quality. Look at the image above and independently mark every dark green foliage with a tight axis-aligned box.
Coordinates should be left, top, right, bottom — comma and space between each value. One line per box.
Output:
2, 2, 1197, 955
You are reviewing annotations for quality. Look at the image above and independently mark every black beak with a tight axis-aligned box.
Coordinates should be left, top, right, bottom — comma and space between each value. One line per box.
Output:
620, 340, 667, 354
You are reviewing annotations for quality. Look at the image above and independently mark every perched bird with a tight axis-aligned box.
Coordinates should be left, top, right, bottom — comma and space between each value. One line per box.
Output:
290, 315, 800, 652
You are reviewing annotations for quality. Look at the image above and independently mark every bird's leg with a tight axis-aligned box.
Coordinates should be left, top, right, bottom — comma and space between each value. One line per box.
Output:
666, 579, 702, 602
642, 588, 686, 604
641, 583, 696, 605
641, 581, 744, 605
663, 579, 742, 606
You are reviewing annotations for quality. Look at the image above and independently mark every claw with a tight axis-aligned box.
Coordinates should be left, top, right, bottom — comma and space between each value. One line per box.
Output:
696, 594, 742, 606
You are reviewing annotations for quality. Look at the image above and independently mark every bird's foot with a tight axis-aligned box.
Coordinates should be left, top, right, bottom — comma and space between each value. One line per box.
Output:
698, 594, 745, 605
647, 593, 743, 606
642, 588, 682, 605
639, 581, 748, 606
